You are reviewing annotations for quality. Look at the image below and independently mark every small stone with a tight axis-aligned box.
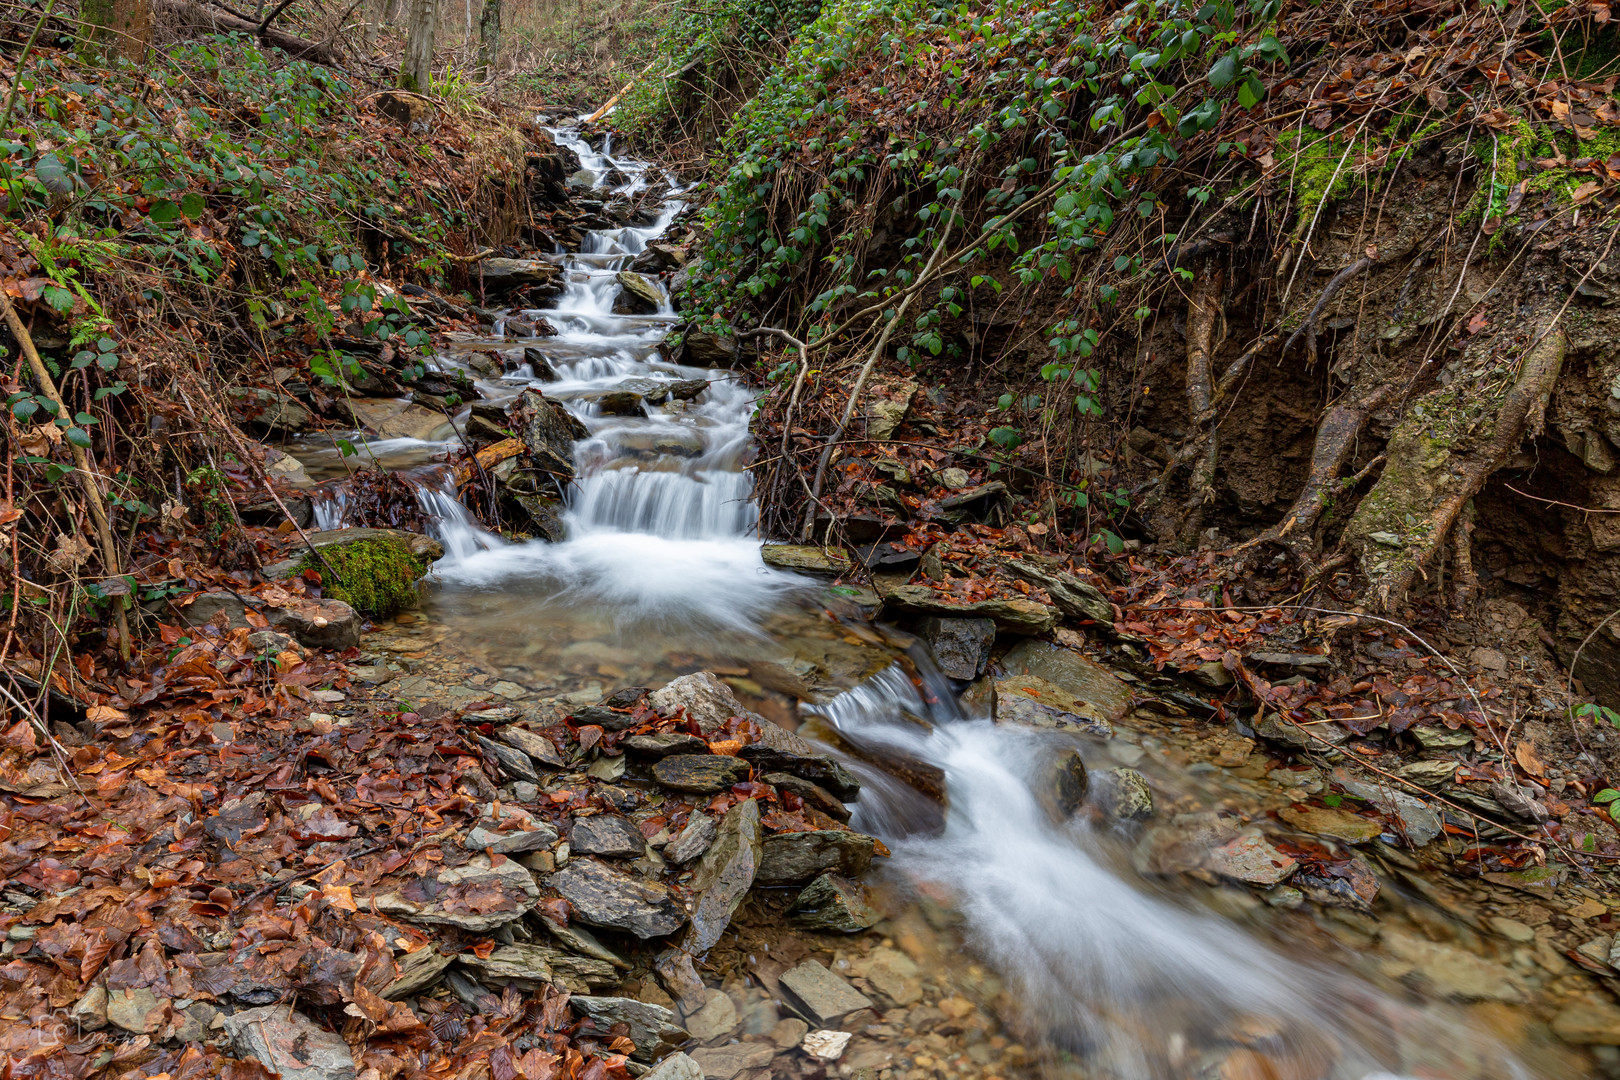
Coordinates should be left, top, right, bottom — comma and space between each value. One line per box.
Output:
690, 1044, 778, 1080
653, 948, 708, 1014
464, 802, 560, 853
802, 1029, 853, 1061
686, 988, 739, 1042
371, 853, 539, 931
771, 1017, 810, 1048
1488, 781, 1550, 823
763, 772, 850, 822
570, 814, 646, 858
652, 754, 751, 793
1396, 759, 1457, 788
225, 1005, 355, 1080
1378, 929, 1525, 1002
642, 1052, 704, 1080
1206, 834, 1298, 887
475, 735, 540, 782
513, 781, 540, 802
1091, 767, 1154, 821
71, 983, 108, 1031
665, 812, 718, 864
1411, 725, 1473, 751
1369, 531, 1403, 548
1277, 805, 1383, 844
791, 873, 882, 932
1488, 916, 1537, 943
862, 946, 922, 1006
500, 726, 567, 768
649, 672, 747, 734
1552, 1000, 1620, 1045
1332, 769, 1442, 846
778, 960, 873, 1026
383, 946, 455, 1000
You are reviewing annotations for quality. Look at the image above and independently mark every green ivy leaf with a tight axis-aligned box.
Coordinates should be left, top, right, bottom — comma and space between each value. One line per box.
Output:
1207, 54, 1238, 89
181, 192, 206, 219
1594, 788, 1620, 805
65, 426, 92, 448
34, 153, 73, 195
149, 199, 181, 223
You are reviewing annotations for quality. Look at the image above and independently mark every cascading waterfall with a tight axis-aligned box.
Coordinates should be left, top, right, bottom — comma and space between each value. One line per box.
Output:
283, 130, 1538, 1080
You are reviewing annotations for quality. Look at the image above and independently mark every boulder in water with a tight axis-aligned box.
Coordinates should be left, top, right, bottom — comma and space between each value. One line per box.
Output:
616, 429, 705, 458
513, 388, 588, 478
1044, 749, 1089, 819
994, 674, 1114, 736
478, 257, 565, 295
614, 270, 664, 314
998, 639, 1132, 722
597, 390, 648, 416
669, 377, 709, 400
521, 346, 560, 381
676, 331, 738, 367
1090, 767, 1154, 821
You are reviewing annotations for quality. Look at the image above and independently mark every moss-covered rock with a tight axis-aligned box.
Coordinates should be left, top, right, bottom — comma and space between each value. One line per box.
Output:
300, 535, 433, 617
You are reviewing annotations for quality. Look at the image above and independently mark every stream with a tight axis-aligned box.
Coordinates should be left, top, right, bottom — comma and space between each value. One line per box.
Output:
285, 131, 1574, 1080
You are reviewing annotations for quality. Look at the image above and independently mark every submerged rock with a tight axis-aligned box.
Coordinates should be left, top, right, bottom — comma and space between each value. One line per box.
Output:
995, 674, 1114, 736
1090, 767, 1154, 821
758, 829, 876, 884
548, 857, 686, 938
1044, 750, 1089, 819
652, 754, 751, 793
691, 1044, 778, 1080
684, 798, 763, 953
917, 616, 994, 681
686, 988, 740, 1042
791, 872, 882, 932
643, 1052, 704, 1080
570, 996, 689, 1060
778, 960, 873, 1026
1206, 833, 1298, 886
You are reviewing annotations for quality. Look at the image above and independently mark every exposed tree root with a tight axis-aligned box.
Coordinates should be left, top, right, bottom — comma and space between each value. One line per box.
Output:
1345, 325, 1567, 610
1281, 254, 1375, 364
1177, 264, 1224, 545
1274, 382, 1393, 541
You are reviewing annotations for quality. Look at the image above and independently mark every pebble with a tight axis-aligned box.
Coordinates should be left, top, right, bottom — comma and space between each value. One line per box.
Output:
1487, 916, 1536, 943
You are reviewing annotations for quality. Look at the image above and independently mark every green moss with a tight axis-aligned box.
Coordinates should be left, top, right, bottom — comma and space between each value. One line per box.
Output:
1276, 130, 1358, 238
302, 538, 428, 617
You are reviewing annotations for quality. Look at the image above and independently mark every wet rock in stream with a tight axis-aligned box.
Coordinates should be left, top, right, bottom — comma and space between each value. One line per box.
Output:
778, 959, 874, 1026
791, 872, 882, 931
917, 615, 995, 680
570, 996, 689, 1059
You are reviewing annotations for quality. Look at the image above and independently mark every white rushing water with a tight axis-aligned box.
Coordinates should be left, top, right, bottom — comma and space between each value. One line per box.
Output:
808, 662, 1530, 1080
294, 131, 1536, 1080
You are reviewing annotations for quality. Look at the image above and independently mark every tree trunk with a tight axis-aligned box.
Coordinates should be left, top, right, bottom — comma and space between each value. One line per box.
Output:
153, 0, 346, 67
400, 0, 437, 92
477, 0, 501, 79
80, 0, 152, 62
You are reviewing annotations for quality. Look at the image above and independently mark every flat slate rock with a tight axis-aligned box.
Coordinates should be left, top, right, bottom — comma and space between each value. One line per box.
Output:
762, 544, 852, 574
998, 639, 1132, 723
651, 754, 750, 793
1205, 834, 1298, 886
463, 803, 559, 854
571, 814, 646, 858
475, 735, 540, 783
995, 676, 1115, 736
548, 857, 686, 939
877, 583, 1057, 635
371, 854, 538, 931
690, 1044, 778, 1080
624, 732, 709, 758
643, 1052, 704, 1080
664, 812, 718, 864
758, 829, 876, 885
739, 719, 861, 801
778, 960, 873, 1026
499, 726, 567, 768
457, 942, 616, 994
763, 772, 851, 822
570, 996, 689, 1060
